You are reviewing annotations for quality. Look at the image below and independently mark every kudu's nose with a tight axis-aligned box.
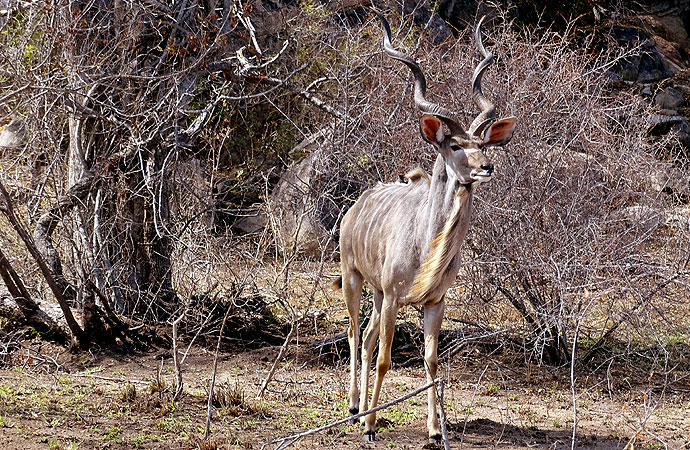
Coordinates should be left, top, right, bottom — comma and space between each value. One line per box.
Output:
481, 164, 494, 175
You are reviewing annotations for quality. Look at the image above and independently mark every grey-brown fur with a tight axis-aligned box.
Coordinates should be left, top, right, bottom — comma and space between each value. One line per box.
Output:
335, 15, 517, 443
339, 154, 475, 308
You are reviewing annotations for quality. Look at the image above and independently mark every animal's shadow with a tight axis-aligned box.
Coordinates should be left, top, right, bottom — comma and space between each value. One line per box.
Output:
447, 418, 624, 449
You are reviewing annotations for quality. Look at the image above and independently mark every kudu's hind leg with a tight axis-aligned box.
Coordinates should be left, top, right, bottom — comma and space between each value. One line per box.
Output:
358, 289, 383, 423
424, 300, 445, 443
364, 296, 399, 441
343, 273, 364, 420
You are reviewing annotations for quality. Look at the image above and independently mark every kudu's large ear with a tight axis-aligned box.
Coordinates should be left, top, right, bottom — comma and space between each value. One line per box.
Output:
483, 117, 517, 147
419, 114, 444, 145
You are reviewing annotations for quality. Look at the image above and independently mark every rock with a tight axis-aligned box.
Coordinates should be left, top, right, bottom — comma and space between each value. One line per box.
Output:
402, 0, 452, 44
609, 3, 690, 82
648, 162, 690, 201
646, 113, 684, 132
651, 34, 687, 73
269, 151, 336, 258
423, 11, 452, 45
639, 12, 690, 70
0, 118, 27, 150
638, 49, 674, 83
268, 128, 358, 259
619, 205, 690, 233
609, 26, 674, 83
616, 205, 665, 231
232, 210, 267, 234
646, 114, 690, 146
655, 86, 685, 111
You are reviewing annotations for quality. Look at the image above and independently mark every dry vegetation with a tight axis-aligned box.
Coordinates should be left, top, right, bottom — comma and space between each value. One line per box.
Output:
1, 1, 690, 449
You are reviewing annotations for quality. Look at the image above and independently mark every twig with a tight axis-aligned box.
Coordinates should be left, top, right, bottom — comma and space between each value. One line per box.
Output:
460, 364, 489, 442
0, 179, 89, 348
73, 373, 149, 385
233, 2, 261, 56
261, 377, 442, 450
257, 320, 298, 399
258, 204, 320, 399
265, 75, 353, 122
438, 379, 451, 450
203, 298, 234, 440
233, 40, 289, 77
570, 314, 581, 450
179, 291, 221, 366
258, 206, 344, 399
581, 271, 687, 364
172, 309, 186, 401
157, 357, 164, 392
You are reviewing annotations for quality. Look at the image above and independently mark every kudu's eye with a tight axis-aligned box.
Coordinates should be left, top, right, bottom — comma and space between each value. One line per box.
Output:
449, 143, 462, 152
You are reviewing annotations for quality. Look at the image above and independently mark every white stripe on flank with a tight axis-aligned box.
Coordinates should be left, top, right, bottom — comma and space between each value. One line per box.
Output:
364, 185, 408, 255
363, 189, 398, 256
353, 191, 373, 225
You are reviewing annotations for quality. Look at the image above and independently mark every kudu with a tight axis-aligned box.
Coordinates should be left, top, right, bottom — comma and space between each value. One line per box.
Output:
333, 15, 517, 442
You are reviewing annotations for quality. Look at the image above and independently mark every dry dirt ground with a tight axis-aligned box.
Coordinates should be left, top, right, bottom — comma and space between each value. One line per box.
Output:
1, 337, 689, 450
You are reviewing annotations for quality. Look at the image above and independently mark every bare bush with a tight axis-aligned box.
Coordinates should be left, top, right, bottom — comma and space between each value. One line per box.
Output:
276, 8, 690, 368
460, 15, 690, 365
0, 0, 688, 397
2, 1, 690, 447
0, 0, 318, 345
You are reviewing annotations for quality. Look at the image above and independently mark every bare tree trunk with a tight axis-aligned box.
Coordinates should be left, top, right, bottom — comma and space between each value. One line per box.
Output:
32, 176, 94, 303
0, 246, 38, 319
144, 147, 176, 312
118, 154, 176, 319
0, 179, 89, 348
82, 287, 107, 344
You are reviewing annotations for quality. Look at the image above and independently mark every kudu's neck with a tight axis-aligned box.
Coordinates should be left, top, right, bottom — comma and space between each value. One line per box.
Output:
420, 154, 473, 247
406, 154, 473, 304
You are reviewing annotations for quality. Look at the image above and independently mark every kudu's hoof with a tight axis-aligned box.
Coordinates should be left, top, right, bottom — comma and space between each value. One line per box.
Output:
429, 434, 442, 445
348, 408, 359, 425
363, 431, 376, 442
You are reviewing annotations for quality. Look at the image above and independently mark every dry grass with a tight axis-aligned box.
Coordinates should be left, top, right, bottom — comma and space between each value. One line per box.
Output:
212, 382, 270, 417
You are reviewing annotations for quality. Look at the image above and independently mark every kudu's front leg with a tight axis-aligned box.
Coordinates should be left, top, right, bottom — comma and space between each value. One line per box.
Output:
424, 299, 445, 443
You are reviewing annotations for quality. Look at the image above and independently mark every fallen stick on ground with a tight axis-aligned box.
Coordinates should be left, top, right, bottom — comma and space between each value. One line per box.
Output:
73, 373, 150, 385
261, 377, 445, 450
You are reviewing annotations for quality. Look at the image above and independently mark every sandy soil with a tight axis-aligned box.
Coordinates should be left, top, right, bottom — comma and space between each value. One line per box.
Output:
0, 337, 689, 450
